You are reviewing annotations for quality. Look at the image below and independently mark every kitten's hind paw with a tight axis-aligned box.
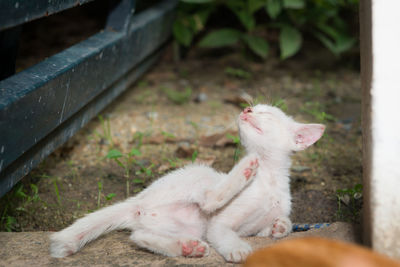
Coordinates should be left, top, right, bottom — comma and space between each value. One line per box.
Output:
271, 217, 292, 238
243, 159, 258, 181
49, 233, 77, 258
181, 239, 209, 258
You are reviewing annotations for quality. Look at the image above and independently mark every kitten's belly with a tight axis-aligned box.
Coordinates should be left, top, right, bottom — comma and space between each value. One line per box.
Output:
141, 202, 207, 239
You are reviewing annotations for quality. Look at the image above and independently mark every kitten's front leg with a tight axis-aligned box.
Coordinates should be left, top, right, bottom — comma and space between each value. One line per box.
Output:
271, 217, 292, 238
200, 155, 258, 213
256, 217, 292, 238
207, 221, 252, 263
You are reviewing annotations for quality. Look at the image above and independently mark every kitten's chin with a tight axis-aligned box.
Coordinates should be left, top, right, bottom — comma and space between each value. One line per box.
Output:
239, 118, 263, 135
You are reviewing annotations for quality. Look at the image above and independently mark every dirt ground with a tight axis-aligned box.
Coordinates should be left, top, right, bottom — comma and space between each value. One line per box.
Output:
0, 44, 362, 232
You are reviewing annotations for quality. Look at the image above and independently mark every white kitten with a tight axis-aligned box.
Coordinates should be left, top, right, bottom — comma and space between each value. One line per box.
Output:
50, 104, 325, 263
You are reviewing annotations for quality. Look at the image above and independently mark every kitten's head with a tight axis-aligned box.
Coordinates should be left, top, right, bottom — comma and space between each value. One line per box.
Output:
238, 104, 325, 155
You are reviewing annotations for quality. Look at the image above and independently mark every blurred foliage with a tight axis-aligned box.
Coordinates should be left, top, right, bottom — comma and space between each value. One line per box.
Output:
173, 0, 358, 59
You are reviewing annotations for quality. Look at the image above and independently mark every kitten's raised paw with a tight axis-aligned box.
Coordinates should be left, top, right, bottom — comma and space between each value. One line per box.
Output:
243, 159, 259, 181
223, 241, 252, 263
271, 217, 292, 239
180, 240, 209, 257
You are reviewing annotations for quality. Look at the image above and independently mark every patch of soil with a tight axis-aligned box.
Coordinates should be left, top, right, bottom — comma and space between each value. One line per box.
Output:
0, 48, 361, 232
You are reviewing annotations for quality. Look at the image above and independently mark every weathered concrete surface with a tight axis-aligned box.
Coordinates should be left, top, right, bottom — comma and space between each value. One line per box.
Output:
360, 0, 400, 260
0, 222, 360, 267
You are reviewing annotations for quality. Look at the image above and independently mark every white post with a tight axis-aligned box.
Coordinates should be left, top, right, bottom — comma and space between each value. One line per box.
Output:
361, 0, 400, 259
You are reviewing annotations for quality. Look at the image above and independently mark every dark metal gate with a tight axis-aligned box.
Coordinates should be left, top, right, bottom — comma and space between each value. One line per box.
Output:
0, 0, 177, 197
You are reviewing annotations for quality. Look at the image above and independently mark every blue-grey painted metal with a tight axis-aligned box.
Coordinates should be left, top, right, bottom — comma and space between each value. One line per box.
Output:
107, 0, 135, 32
0, 0, 96, 31
0, 49, 163, 198
0, 26, 21, 80
0, 0, 177, 197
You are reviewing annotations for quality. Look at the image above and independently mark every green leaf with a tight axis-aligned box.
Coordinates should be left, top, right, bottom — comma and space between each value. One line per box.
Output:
105, 193, 116, 201
114, 158, 126, 169
97, 181, 103, 191
226, 134, 240, 144
313, 23, 356, 55
248, 0, 267, 13
354, 184, 363, 192
266, 0, 282, 19
280, 26, 302, 59
133, 178, 144, 184
232, 10, 255, 32
163, 87, 192, 105
161, 131, 176, 138
129, 148, 141, 157
106, 149, 123, 159
224, 67, 252, 79
30, 184, 38, 194
283, 0, 304, 9
5, 216, 17, 232
198, 28, 242, 48
15, 184, 27, 199
242, 34, 269, 59
173, 20, 193, 47
191, 150, 198, 163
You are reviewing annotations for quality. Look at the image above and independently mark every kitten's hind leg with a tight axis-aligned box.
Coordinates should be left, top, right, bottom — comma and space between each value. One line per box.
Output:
130, 230, 209, 257
200, 155, 258, 213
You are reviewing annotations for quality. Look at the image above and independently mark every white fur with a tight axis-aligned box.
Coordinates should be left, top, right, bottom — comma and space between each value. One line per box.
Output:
50, 104, 325, 262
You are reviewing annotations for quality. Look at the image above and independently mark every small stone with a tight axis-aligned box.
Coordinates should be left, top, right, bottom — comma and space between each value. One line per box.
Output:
291, 166, 311, 173
340, 194, 351, 206
194, 93, 208, 103
146, 112, 158, 120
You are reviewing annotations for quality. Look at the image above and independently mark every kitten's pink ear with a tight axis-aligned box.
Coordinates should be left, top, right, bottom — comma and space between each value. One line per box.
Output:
293, 123, 325, 151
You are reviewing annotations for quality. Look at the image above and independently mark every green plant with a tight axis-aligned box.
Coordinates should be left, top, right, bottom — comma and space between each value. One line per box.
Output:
106, 147, 142, 198
132, 161, 155, 193
66, 160, 80, 181
35, 174, 61, 207
3, 216, 17, 232
166, 157, 182, 169
53, 179, 61, 206
196, 0, 270, 59
173, 0, 358, 59
163, 87, 192, 105
0, 182, 45, 231
336, 183, 362, 222
225, 67, 252, 79
96, 181, 116, 209
105, 193, 116, 201
97, 181, 103, 209
135, 162, 155, 178
226, 133, 241, 163
301, 101, 336, 123
271, 98, 288, 112
191, 150, 199, 163
161, 131, 176, 139
94, 115, 114, 148
132, 131, 145, 149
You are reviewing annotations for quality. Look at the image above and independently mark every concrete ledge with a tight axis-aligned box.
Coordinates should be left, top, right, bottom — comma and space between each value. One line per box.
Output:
0, 222, 359, 266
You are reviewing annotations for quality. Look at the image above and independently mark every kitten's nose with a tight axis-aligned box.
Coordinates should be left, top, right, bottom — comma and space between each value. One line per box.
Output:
244, 107, 252, 114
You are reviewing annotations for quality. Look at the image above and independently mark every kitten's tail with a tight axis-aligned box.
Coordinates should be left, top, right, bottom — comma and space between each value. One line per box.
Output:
50, 199, 138, 258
